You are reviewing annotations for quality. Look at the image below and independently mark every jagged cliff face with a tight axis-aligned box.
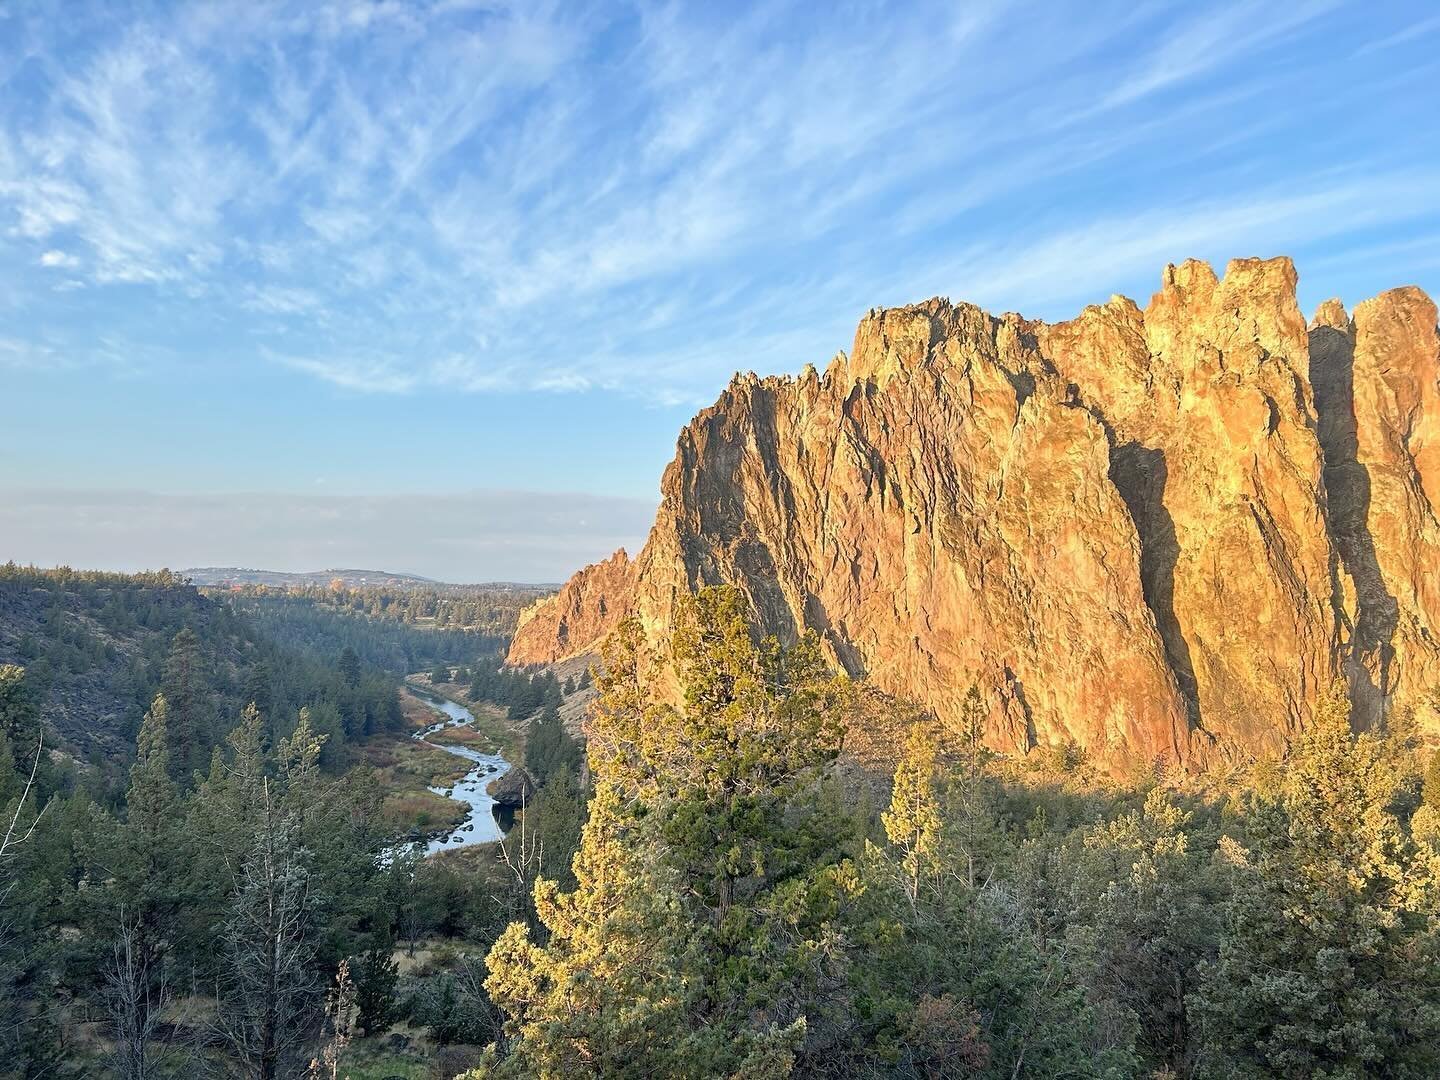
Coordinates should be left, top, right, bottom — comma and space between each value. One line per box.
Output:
508, 258, 1440, 767
510, 548, 635, 662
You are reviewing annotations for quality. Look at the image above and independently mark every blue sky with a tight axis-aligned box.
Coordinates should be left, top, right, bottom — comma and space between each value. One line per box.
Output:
2, 1, 1438, 581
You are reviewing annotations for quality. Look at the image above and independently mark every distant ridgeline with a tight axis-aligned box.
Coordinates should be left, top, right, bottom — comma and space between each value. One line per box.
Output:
218, 586, 531, 677
211, 579, 552, 638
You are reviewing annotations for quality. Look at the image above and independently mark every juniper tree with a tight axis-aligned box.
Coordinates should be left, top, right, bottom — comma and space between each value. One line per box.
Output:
481, 587, 860, 1077
161, 629, 209, 784
1191, 680, 1440, 1078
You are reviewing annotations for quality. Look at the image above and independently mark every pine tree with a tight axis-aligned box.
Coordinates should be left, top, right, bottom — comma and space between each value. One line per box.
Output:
214, 710, 326, 1080
105, 693, 184, 1080
523, 702, 582, 786
484, 782, 701, 1076
337, 648, 361, 690
241, 660, 274, 720
352, 939, 398, 1037
0, 664, 39, 753
161, 628, 208, 784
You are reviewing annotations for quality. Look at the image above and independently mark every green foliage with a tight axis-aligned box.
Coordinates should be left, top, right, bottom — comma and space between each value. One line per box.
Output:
215, 580, 544, 635
469, 664, 560, 719
161, 627, 209, 784
225, 587, 510, 673
0, 663, 39, 748
1191, 681, 1440, 1078
338, 646, 362, 689
882, 715, 946, 903
0, 565, 408, 785
353, 939, 400, 1037
861, 718, 1142, 1077
523, 702, 583, 786
482, 587, 856, 1077
11, 565, 1440, 1079
529, 766, 587, 891
1065, 788, 1223, 1072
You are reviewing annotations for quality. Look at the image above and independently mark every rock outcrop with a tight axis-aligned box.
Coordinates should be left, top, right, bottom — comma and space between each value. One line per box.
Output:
487, 765, 538, 809
508, 259, 1440, 768
509, 548, 635, 665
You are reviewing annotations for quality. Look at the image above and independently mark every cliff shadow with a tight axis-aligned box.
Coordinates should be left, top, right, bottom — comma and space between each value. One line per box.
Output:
1109, 443, 1203, 732
1309, 325, 1398, 723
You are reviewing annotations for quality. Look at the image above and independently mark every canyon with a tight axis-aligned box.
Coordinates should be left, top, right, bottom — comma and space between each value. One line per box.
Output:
510, 258, 1440, 769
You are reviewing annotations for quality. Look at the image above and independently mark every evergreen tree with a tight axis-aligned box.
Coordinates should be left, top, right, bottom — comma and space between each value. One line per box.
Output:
860, 705, 1139, 1078
529, 766, 587, 891
161, 628, 208, 784
213, 709, 326, 1080
482, 588, 858, 1076
1413, 748, 1440, 844
337, 648, 361, 690
883, 716, 945, 904
352, 938, 399, 1037
0, 664, 40, 754
1068, 788, 1222, 1074
523, 702, 583, 786
1191, 681, 1440, 1078
105, 692, 185, 1077
241, 660, 274, 720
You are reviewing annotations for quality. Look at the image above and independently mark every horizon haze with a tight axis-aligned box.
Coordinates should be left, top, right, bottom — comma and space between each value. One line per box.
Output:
4, 1, 1439, 581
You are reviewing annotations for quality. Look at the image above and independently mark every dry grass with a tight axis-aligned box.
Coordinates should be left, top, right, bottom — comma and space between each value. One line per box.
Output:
428, 723, 499, 754
404, 680, 525, 760
359, 733, 471, 835
381, 789, 466, 834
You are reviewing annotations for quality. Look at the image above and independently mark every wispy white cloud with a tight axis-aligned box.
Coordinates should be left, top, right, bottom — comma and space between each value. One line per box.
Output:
0, 0, 1434, 408
267, 349, 420, 393
1354, 13, 1440, 56
0, 336, 57, 370
1094, 1, 1336, 112
38, 249, 77, 267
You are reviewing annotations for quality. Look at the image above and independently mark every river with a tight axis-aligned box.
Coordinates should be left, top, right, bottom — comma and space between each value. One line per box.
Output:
408, 690, 515, 854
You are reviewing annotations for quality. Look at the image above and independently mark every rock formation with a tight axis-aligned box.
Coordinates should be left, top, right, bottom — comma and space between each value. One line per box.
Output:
510, 548, 634, 664
508, 259, 1440, 768
487, 765, 538, 809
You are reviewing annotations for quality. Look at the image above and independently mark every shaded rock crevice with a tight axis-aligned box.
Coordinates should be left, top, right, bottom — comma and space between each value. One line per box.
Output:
1309, 317, 1399, 723
1108, 440, 1203, 734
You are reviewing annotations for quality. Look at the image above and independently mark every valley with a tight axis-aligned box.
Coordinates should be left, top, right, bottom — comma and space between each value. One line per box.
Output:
404, 687, 515, 852
8, 6, 1438, 1075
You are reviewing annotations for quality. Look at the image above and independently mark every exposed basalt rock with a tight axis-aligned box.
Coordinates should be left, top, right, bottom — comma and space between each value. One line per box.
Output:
486, 765, 538, 809
1040, 258, 1335, 756
509, 548, 635, 665
507, 259, 1440, 767
1310, 288, 1440, 730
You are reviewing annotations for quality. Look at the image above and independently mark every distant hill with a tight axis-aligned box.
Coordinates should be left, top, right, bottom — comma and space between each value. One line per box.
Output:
183, 567, 554, 590
0, 564, 517, 765
0, 565, 270, 761
182, 567, 436, 588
